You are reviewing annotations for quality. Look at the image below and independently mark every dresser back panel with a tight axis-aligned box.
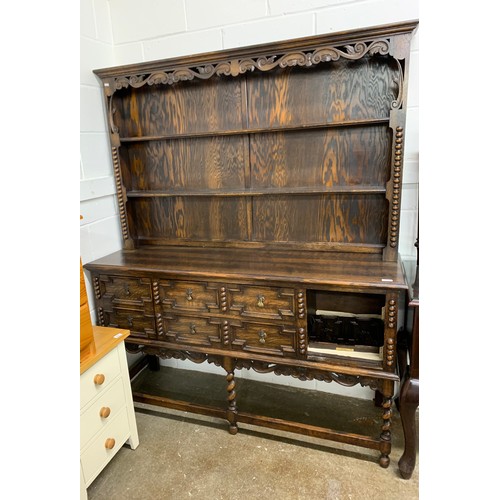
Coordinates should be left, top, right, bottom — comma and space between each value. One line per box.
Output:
96, 23, 416, 259
246, 60, 398, 126
114, 78, 244, 137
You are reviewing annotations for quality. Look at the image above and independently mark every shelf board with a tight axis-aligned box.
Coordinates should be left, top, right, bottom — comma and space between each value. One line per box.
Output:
126, 185, 387, 198
119, 117, 390, 143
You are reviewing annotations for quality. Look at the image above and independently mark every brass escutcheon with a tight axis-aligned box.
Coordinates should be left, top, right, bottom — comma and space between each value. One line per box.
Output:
186, 288, 193, 301
257, 294, 265, 308
190, 323, 196, 334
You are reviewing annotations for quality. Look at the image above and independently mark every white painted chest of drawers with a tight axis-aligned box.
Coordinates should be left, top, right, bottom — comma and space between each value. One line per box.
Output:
80, 327, 139, 499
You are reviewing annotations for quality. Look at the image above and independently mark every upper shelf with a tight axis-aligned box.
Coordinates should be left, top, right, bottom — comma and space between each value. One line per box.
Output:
125, 185, 387, 198
119, 118, 391, 143
111, 61, 399, 139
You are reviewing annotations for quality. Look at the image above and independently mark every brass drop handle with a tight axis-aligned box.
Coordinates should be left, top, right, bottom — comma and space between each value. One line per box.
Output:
100, 407, 111, 418
124, 284, 130, 296
105, 438, 115, 450
127, 315, 134, 327
186, 288, 194, 301
258, 330, 267, 344
94, 374, 105, 385
257, 294, 265, 308
190, 323, 197, 334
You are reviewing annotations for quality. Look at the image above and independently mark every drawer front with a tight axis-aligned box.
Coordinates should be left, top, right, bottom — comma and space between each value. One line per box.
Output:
80, 377, 127, 449
232, 322, 297, 357
94, 275, 156, 338
227, 285, 296, 322
80, 407, 131, 486
158, 280, 220, 314
99, 275, 153, 305
104, 307, 157, 339
164, 315, 222, 348
80, 348, 121, 409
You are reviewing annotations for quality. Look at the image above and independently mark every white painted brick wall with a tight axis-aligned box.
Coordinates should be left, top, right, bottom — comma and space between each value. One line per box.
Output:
80, 0, 124, 358
222, 11, 315, 47
81, 0, 420, 399
184, 0, 268, 31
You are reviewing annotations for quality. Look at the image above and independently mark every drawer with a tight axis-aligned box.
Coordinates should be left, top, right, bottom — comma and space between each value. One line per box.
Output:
80, 377, 127, 449
99, 275, 153, 306
80, 347, 120, 409
105, 307, 157, 339
158, 280, 219, 314
232, 322, 297, 357
227, 285, 296, 321
80, 407, 131, 486
164, 315, 221, 348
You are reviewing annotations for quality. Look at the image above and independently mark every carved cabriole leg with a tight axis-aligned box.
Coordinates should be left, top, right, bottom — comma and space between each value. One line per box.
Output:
398, 377, 419, 479
222, 357, 238, 435
379, 380, 394, 468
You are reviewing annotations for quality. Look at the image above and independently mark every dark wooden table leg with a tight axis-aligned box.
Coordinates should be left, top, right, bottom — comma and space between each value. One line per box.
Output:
223, 357, 238, 435
398, 377, 419, 479
398, 304, 419, 479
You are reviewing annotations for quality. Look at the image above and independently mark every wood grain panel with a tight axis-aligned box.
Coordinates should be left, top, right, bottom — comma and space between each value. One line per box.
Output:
121, 136, 246, 191
164, 315, 221, 348
250, 126, 391, 188
247, 58, 398, 127
227, 284, 296, 322
252, 194, 387, 245
130, 197, 249, 242
114, 78, 243, 137
232, 322, 297, 357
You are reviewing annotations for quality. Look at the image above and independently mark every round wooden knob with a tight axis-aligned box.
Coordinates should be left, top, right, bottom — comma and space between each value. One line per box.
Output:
105, 438, 115, 450
93, 374, 105, 385
99, 407, 111, 418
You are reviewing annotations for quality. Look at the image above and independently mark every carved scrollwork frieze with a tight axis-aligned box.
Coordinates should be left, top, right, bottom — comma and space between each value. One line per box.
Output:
138, 346, 224, 368
105, 39, 394, 94
234, 359, 382, 391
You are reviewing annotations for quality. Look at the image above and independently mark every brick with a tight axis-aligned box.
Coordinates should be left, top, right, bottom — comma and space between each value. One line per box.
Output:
143, 29, 223, 61
80, 37, 114, 86
88, 215, 123, 260
185, 0, 267, 31
80, 133, 113, 180
80, 86, 107, 133
80, 195, 118, 225
223, 13, 314, 49
316, 0, 419, 35
407, 51, 419, 108
94, 0, 114, 43
80, 176, 116, 202
108, 0, 186, 44
80, 0, 96, 39
269, 0, 352, 16
113, 43, 144, 66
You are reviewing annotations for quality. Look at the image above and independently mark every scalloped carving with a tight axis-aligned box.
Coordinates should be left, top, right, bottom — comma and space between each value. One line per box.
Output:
235, 359, 383, 391
107, 40, 394, 95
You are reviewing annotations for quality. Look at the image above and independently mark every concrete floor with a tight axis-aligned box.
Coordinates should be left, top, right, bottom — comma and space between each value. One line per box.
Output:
86, 367, 418, 500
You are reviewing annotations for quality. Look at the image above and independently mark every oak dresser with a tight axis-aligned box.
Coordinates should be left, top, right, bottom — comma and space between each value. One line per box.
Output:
85, 21, 418, 471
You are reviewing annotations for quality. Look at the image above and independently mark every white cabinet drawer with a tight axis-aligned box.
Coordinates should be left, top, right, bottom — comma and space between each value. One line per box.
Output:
80, 348, 120, 409
80, 377, 127, 449
80, 407, 130, 485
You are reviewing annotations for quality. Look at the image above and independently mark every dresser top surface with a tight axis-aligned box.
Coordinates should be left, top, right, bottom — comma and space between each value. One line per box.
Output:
85, 246, 407, 291
80, 326, 130, 375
